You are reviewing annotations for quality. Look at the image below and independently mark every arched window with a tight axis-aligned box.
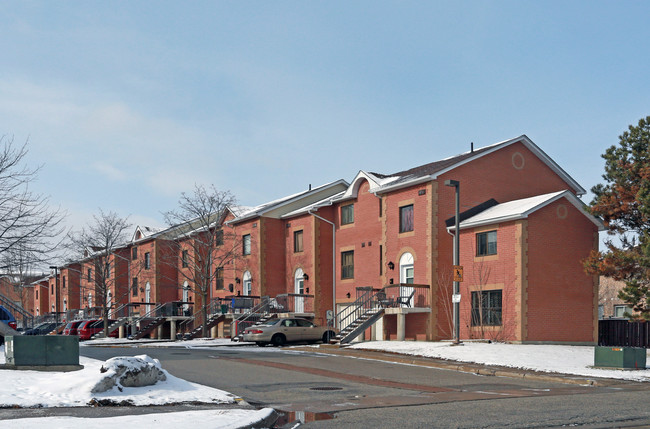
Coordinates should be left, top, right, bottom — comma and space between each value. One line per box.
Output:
242, 271, 252, 296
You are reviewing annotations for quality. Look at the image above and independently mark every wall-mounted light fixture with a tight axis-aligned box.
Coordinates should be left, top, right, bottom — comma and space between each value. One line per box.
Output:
346, 292, 351, 298
139, 287, 144, 293
388, 261, 395, 271
228, 284, 234, 292
305, 287, 309, 294
303, 273, 309, 281
389, 278, 394, 285
235, 277, 241, 284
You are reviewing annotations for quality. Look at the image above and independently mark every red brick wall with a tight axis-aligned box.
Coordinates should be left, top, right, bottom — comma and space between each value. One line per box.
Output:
60, 264, 81, 311
526, 200, 598, 342
435, 140, 584, 340
335, 180, 383, 301
32, 281, 49, 316
457, 222, 520, 342
261, 217, 286, 298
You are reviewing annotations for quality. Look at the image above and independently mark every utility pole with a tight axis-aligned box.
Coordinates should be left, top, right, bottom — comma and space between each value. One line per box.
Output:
444, 180, 461, 344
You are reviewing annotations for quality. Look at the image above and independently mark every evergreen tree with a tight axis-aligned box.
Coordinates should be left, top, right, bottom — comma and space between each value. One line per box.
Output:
586, 116, 650, 320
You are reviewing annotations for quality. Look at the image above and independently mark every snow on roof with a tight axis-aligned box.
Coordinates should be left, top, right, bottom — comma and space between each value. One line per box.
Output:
450, 191, 604, 231
229, 180, 348, 223
281, 190, 346, 218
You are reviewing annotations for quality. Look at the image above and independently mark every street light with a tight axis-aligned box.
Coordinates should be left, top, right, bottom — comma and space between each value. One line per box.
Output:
49, 265, 59, 323
444, 179, 461, 344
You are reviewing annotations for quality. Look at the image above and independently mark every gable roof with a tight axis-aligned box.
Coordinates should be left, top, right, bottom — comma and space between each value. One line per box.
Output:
229, 179, 349, 223
448, 191, 604, 231
365, 135, 585, 196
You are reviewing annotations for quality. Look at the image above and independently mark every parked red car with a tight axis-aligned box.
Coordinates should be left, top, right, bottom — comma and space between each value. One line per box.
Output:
78, 319, 118, 340
62, 320, 84, 336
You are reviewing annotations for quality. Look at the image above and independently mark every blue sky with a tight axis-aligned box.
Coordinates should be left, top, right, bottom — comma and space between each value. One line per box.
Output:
1, 1, 648, 233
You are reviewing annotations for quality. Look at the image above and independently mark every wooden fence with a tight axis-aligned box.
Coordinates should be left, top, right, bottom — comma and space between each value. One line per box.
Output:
598, 320, 649, 348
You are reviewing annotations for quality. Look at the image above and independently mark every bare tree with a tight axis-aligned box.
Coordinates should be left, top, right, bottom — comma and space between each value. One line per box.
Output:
67, 210, 132, 337
436, 264, 456, 340
0, 136, 66, 267
162, 185, 242, 338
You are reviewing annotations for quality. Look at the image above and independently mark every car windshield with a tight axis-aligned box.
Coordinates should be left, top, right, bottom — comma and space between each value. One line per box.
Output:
263, 319, 282, 326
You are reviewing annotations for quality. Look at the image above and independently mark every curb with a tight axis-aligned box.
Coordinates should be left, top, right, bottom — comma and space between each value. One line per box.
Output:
295, 345, 624, 387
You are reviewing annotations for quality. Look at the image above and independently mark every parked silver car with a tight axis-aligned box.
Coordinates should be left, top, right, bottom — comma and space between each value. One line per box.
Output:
242, 317, 336, 347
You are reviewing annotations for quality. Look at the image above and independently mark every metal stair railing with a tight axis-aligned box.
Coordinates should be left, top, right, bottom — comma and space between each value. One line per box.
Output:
334, 287, 376, 333
0, 292, 34, 329
178, 298, 224, 337
231, 296, 269, 339
129, 302, 166, 338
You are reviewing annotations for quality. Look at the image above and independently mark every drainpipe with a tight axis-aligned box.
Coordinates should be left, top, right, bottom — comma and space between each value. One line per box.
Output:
308, 210, 336, 329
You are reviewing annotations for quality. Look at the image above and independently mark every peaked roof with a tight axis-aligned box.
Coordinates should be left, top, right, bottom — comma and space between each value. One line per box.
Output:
448, 191, 604, 231
355, 135, 585, 196
229, 179, 349, 223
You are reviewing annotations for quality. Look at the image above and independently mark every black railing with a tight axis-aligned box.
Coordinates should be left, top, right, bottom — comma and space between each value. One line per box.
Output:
380, 284, 430, 308
599, 320, 649, 348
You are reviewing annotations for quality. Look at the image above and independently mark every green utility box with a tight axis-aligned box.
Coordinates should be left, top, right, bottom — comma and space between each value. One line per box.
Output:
594, 346, 647, 369
4, 335, 79, 366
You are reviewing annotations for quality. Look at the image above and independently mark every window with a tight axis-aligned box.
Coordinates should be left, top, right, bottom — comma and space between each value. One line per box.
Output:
216, 229, 224, 246
215, 267, 224, 290
132, 277, 138, 297
50, 283, 53, 295
182, 250, 189, 268
87, 268, 92, 281
36, 289, 38, 299
341, 204, 354, 225
144, 252, 151, 269
243, 234, 251, 255
476, 231, 497, 256
63, 276, 66, 289
132, 247, 138, 260
471, 290, 502, 326
614, 305, 632, 318
399, 204, 414, 233
294, 230, 303, 253
341, 250, 354, 279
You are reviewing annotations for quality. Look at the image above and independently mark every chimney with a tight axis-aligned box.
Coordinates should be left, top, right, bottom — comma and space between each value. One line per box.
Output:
309, 184, 312, 191
471, 142, 474, 153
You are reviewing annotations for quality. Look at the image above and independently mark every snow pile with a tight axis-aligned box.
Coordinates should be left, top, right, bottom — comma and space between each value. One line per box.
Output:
92, 355, 167, 393
348, 341, 650, 381
0, 346, 236, 408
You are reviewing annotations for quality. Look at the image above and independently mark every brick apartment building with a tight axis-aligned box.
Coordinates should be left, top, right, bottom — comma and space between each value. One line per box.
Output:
40, 135, 601, 344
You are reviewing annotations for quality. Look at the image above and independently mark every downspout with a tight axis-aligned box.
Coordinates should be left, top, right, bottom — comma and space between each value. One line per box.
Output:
308, 209, 336, 329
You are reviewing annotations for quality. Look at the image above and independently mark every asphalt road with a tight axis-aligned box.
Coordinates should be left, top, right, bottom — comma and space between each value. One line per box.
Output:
78, 344, 650, 428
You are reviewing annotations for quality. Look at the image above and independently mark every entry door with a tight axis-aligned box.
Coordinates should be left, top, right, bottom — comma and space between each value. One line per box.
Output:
294, 268, 305, 313
399, 253, 415, 307
182, 282, 189, 312
145, 282, 151, 313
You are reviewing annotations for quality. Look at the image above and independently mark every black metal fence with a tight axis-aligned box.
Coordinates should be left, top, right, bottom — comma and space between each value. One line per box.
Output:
599, 320, 649, 348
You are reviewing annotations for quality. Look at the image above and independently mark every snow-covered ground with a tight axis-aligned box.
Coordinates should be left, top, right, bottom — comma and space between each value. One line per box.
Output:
2, 338, 649, 428
0, 344, 273, 428
348, 341, 650, 382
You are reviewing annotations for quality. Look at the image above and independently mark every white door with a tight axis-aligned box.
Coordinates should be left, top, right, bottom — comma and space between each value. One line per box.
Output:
107, 291, 112, 318
182, 281, 189, 312
243, 271, 252, 296
399, 252, 414, 307
145, 282, 151, 314
294, 268, 305, 313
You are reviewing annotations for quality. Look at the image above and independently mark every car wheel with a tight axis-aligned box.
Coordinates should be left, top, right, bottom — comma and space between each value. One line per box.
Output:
271, 334, 286, 347
322, 331, 335, 343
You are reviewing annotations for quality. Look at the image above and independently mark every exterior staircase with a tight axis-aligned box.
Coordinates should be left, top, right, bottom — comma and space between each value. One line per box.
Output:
92, 317, 129, 339
329, 287, 387, 345
334, 308, 384, 344
183, 314, 226, 340
130, 317, 165, 340
0, 292, 34, 328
